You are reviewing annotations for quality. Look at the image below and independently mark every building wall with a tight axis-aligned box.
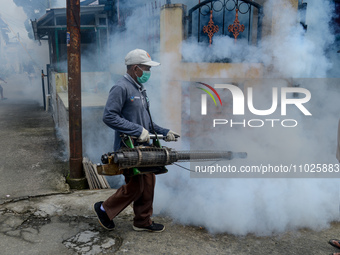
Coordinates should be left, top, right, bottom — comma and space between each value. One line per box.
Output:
159, 3, 274, 133
158, 0, 300, 135
49, 70, 113, 161
54, 72, 111, 93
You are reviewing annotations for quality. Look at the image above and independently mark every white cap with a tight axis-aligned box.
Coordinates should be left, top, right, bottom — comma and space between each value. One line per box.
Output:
125, 49, 160, 67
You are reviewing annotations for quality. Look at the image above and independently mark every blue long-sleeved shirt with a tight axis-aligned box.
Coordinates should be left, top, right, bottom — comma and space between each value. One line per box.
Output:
103, 74, 169, 150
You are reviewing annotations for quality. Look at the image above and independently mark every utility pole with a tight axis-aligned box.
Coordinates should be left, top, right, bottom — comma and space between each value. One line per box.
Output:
67, 0, 85, 188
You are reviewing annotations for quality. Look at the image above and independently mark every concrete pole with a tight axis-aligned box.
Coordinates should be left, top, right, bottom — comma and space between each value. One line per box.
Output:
67, 0, 84, 183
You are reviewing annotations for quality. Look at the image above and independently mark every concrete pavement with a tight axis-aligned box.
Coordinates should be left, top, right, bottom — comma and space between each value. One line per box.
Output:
2, 188, 340, 255
0, 101, 69, 203
1, 77, 340, 254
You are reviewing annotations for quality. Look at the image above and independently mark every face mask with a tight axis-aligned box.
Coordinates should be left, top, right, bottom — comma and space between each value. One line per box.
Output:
136, 66, 151, 83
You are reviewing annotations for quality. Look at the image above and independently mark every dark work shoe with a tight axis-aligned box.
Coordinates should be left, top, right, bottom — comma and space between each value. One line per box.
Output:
133, 221, 165, 232
93, 201, 115, 231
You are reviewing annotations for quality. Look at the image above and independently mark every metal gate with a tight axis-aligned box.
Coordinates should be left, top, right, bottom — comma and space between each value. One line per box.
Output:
187, 0, 263, 45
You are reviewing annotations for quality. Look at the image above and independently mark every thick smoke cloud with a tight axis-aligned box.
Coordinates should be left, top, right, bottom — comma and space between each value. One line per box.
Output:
150, 0, 340, 235
0, 0, 48, 104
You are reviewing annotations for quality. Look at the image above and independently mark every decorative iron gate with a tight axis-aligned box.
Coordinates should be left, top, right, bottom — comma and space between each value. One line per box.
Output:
187, 0, 264, 45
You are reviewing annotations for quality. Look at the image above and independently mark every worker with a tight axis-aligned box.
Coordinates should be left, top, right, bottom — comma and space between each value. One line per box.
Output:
0, 77, 7, 100
94, 49, 179, 232
329, 120, 340, 254
329, 238, 340, 255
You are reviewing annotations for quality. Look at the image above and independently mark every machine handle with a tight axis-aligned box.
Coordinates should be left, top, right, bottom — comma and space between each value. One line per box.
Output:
149, 134, 180, 140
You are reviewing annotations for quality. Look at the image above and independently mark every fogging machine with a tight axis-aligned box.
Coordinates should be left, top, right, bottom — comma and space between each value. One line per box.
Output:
97, 134, 247, 176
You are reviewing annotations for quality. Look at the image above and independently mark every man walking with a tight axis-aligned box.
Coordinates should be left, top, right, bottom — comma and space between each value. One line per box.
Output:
94, 49, 179, 232
328, 120, 340, 254
0, 77, 7, 100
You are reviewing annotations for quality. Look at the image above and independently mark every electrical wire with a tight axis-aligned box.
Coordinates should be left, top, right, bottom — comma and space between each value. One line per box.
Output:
38, 0, 49, 9
173, 159, 224, 173
172, 162, 196, 172
0, 15, 26, 30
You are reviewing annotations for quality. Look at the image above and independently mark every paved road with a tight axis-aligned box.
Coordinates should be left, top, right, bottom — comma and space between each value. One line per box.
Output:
0, 101, 70, 201
0, 78, 70, 204
1, 77, 340, 255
